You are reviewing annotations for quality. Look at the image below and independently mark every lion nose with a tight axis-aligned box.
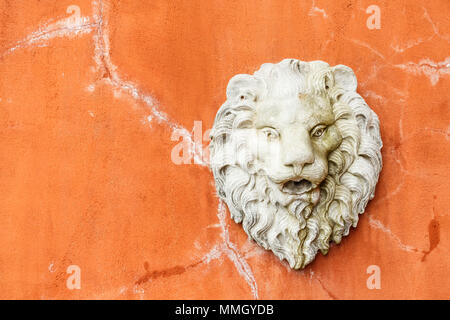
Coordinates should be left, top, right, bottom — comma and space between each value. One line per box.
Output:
282, 128, 315, 168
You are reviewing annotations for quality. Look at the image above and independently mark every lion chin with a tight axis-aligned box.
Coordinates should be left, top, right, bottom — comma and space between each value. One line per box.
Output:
210, 59, 383, 269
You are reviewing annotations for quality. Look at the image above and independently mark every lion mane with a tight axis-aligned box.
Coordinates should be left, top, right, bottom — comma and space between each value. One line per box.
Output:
210, 59, 382, 269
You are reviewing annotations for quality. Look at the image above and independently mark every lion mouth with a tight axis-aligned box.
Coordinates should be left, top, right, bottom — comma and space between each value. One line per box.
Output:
282, 179, 314, 195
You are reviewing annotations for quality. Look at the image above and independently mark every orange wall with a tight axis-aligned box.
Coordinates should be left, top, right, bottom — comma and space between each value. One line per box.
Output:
0, 0, 449, 299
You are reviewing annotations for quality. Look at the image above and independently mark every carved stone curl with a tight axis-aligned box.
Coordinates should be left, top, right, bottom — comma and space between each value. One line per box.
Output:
210, 59, 382, 269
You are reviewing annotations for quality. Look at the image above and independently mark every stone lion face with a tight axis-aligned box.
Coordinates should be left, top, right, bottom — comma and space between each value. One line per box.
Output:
253, 94, 342, 202
210, 59, 382, 269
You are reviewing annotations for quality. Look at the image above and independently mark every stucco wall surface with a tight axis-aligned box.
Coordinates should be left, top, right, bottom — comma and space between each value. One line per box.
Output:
0, 0, 449, 299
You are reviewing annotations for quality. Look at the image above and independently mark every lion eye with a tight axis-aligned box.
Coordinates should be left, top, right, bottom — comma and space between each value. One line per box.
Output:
311, 125, 327, 138
262, 127, 279, 140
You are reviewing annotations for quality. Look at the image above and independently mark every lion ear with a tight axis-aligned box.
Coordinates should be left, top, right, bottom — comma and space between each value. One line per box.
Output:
226, 74, 262, 102
332, 65, 357, 92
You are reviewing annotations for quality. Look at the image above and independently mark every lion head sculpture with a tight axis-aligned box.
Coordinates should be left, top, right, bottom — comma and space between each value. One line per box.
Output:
209, 59, 382, 269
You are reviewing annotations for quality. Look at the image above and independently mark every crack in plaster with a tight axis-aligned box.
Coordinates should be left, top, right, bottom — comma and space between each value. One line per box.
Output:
91, 0, 207, 167
1, 13, 95, 59
2, 0, 445, 298
0, 0, 258, 298
422, 7, 450, 42
310, 271, 337, 300
393, 57, 450, 86
344, 37, 386, 60
391, 37, 430, 54
91, 0, 258, 297
309, 0, 328, 19
368, 216, 419, 253
390, 7, 450, 53
135, 260, 203, 286
421, 196, 440, 261
216, 200, 259, 299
